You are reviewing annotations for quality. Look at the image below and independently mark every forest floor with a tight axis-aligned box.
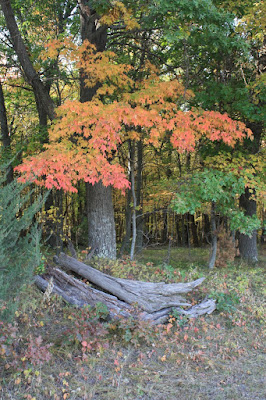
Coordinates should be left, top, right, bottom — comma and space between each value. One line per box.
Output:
0, 246, 265, 400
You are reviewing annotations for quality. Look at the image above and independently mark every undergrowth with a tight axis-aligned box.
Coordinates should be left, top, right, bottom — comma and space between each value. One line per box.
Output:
0, 250, 265, 400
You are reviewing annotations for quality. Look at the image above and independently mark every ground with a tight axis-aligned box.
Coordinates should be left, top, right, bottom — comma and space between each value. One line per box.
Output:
0, 246, 265, 400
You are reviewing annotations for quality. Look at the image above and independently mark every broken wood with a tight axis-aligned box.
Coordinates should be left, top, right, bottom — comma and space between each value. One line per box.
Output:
34, 253, 216, 324
54, 253, 206, 313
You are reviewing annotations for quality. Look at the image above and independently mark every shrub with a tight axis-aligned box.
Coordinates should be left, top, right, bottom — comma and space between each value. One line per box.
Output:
210, 291, 240, 314
0, 169, 47, 320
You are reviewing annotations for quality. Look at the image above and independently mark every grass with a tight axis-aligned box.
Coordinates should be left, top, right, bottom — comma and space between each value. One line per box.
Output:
138, 246, 210, 268
0, 246, 265, 400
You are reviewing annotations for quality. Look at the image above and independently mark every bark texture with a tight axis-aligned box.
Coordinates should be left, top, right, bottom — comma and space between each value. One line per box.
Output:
86, 182, 116, 259
136, 141, 144, 252
238, 120, 262, 261
129, 141, 137, 260
239, 188, 258, 263
0, 81, 13, 183
208, 201, 217, 269
119, 187, 132, 256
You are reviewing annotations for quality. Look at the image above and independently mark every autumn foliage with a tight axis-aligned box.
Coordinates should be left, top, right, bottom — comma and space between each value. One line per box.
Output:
16, 40, 252, 193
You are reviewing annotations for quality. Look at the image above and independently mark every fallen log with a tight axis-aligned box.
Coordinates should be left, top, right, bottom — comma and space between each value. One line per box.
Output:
53, 253, 207, 314
35, 268, 132, 317
35, 266, 216, 324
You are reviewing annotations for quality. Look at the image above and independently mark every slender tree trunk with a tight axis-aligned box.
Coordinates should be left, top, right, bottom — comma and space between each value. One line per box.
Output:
239, 188, 258, 263
129, 141, 137, 260
119, 188, 132, 256
181, 214, 189, 246
203, 213, 211, 244
208, 202, 217, 269
189, 213, 199, 247
176, 217, 181, 246
0, 81, 13, 183
162, 209, 168, 243
55, 190, 64, 255
136, 141, 144, 252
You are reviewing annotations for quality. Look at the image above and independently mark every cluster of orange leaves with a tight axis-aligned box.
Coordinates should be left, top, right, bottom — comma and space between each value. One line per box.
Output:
16, 40, 252, 193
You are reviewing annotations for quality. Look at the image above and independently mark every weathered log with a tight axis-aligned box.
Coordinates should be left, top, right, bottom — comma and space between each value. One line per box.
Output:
34, 269, 170, 323
54, 253, 205, 313
35, 269, 132, 318
34, 267, 216, 324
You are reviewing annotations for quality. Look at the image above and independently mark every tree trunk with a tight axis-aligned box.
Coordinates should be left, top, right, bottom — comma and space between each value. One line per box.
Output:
86, 181, 116, 259
208, 202, 217, 269
181, 214, 189, 246
0, 0, 55, 121
239, 188, 258, 263
129, 142, 137, 260
0, 81, 13, 183
136, 141, 144, 252
189, 214, 199, 246
238, 120, 262, 262
78, 0, 116, 259
162, 209, 168, 243
119, 188, 132, 256
55, 190, 64, 255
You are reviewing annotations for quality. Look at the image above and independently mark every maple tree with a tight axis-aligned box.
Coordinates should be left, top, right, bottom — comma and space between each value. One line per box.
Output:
16, 41, 252, 197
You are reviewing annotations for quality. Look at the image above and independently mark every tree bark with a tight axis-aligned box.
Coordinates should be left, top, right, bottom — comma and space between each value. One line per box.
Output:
181, 214, 189, 246
86, 182, 116, 259
0, 81, 13, 183
118, 136, 133, 256
136, 141, 144, 252
189, 213, 199, 246
78, 0, 116, 259
239, 188, 258, 263
119, 187, 132, 256
162, 209, 168, 243
238, 121, 262, 262
203, 213, 211, 244
78, 0, 107, 101
129, 141, 137, 260
208, 201, 217, 269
